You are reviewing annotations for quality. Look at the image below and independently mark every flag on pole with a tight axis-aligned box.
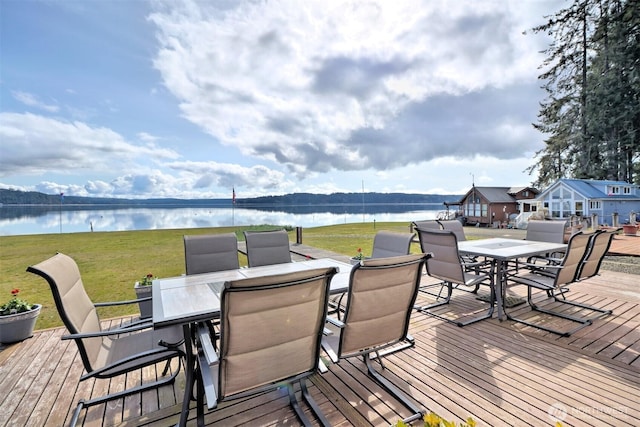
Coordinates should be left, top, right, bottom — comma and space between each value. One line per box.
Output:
232, 187, 236, 204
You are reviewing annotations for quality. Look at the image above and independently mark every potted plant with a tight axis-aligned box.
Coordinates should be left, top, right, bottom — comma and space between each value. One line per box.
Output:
134, 273, 154, 319
0, 289, 41, 344
622, 223, 638, 236
350, 247, 365, 265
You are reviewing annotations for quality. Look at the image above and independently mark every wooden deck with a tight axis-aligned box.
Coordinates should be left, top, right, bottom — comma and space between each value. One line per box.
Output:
1, 246, 639, 426
607, 234, 640, 256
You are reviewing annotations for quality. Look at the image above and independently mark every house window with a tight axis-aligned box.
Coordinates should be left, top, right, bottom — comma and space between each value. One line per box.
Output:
623, 187, 631, 195
590, 201, 601, 210
575, 202, 583, 217
522, 190, 529, 197
609, 186, 620, 195
481, 204, 488, 217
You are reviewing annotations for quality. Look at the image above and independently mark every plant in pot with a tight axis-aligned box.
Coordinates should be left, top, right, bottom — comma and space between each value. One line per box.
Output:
350, 247, 365, 265
622, 223, 638, 236
134, 273, 154, 319
0, 289, 41, 344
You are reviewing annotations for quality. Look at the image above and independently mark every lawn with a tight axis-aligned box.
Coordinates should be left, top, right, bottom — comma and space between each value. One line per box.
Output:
0, 222, 416, 329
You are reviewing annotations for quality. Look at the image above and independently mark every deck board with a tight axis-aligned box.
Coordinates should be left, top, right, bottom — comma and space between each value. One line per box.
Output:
1, 250, 639, 426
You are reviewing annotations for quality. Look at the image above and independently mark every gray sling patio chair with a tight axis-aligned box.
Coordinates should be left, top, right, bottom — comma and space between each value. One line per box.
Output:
371, 230, 415, 259
437, 219, 489, 269
505, 232, 612, 336
243, 229, 292, 267
329, 230, 417, 320
413, 228, 495, 326
437, 219, 467, 241
184, 232, 239, 274
27, 253, 185, 427
412, 220, 442, 232
525, 220, 566, 243
194, 267, 338, 426
321, 254, 428, 424
575, 230, 615, 281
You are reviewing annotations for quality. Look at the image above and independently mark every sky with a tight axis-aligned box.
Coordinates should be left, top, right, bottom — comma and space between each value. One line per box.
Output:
0, 0, 566, 200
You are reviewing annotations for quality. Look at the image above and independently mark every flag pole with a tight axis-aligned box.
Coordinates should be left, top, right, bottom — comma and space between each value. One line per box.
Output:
232, 187, 236, 226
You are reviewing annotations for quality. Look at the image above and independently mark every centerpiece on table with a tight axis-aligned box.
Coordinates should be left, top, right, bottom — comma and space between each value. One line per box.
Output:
134, 273, 154, 319
0, 289, 42, 344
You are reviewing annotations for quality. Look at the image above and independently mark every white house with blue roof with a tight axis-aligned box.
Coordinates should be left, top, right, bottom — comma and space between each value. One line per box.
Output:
533, 179, 640, 226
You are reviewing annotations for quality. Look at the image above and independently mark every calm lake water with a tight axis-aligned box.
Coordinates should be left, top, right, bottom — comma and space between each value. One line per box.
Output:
0, 205, 443, 236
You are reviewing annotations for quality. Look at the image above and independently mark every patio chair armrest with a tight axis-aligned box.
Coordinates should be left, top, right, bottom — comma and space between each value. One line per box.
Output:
62, 322, 152, 339
321, 336, 339, 363
518, 261, 563, 271
325, 316, 345, 329
196, 322, 219, 409
197, 322, 219, 365
461, 258, 492, 269
94, 297, 150, 307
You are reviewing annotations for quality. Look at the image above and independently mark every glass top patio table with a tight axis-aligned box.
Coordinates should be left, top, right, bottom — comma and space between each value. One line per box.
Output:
457, 238, 567, 320
152, 258, 353, 328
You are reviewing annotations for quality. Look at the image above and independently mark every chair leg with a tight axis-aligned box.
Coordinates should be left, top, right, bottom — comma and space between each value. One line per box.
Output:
552, 289, 613, 315
300, 379, 331, 427
287, 379, 330, 427
415, 281, 452, 311
364, 353, 424, 424
70, 362, 181, 427
504, 287, 594, 337
416, 281, 495, 327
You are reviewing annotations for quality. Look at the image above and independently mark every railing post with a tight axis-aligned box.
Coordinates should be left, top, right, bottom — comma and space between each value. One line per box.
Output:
296, 226, 303, 244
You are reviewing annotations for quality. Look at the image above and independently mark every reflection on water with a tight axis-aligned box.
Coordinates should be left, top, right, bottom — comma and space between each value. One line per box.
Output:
0, 205, 442, 236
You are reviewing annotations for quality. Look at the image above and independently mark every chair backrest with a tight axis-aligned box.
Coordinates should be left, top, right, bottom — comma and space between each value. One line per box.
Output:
412, 220, 441, 231
576, 231, 614, 280
184, 233, 239, 274
526, 220, 566, 243
437, 220, 466, 241
371, 231, 415, 259
415, 228, 465, 284
27, 253, 102, 373
554, 232, 591, 286
243, 229, 292, 267
218, 267, 337, 399
338, 254, 426, 357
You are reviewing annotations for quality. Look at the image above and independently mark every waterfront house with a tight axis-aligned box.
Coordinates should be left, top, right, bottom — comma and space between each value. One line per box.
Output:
533, 178, 640, 226
458, 186, 539, 227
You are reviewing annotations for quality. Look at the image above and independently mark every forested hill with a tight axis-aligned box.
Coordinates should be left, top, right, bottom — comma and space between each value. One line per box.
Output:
0, 188, 461, 207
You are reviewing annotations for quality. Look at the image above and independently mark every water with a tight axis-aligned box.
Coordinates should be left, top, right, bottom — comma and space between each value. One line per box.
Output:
0, 205, 444, 236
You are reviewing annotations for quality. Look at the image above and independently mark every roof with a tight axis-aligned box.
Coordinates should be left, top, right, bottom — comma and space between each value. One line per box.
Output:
552, 179, 639, 200
461, 186, 517, 204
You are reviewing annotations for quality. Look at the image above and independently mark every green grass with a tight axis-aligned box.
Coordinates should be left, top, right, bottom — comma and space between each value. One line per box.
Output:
0, 222, 417, 329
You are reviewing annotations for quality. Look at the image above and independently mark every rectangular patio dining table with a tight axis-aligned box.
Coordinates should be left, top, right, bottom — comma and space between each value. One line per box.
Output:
457, 238, 567, 320
151, 257, 353, 426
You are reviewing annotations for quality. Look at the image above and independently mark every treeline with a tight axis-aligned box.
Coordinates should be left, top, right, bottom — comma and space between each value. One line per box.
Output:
528, 0, 639, 187
0, 188, 461, 207
235, 192, 459, 207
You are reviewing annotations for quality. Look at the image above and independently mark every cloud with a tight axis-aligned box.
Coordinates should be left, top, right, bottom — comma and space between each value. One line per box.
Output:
148, 0, 548, 178
12, 91, 60, 112
0, 112, 180, 177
